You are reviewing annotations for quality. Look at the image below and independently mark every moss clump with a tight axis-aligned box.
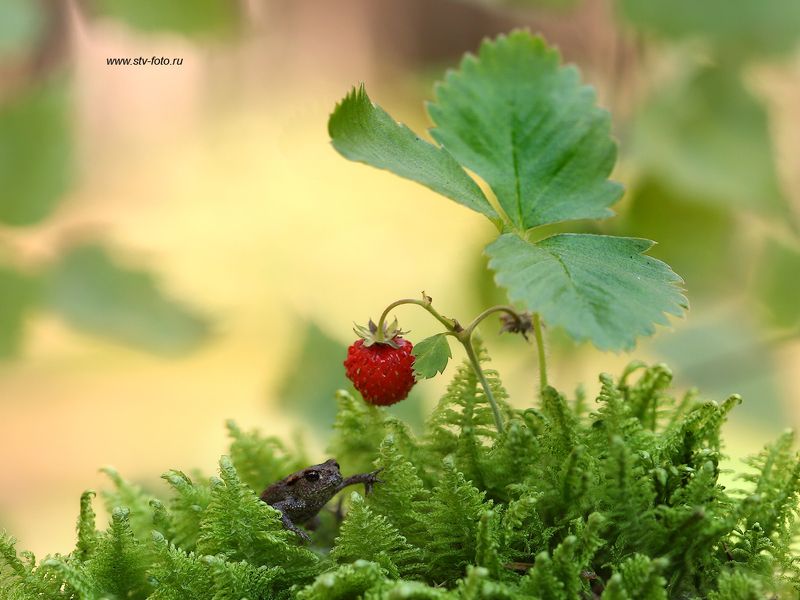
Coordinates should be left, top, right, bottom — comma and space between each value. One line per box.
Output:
2, 356, 799, 599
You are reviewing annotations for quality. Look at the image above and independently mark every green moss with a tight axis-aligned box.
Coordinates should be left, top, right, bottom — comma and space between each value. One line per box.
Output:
2, 359, 799, 599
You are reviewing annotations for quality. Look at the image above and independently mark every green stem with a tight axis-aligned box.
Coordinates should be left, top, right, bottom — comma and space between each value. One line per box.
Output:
463, 305, 523, 338
461, 336, 505, 435
532, 313, 548, 394
374, 296, 508, 434
376, 298, 456, 340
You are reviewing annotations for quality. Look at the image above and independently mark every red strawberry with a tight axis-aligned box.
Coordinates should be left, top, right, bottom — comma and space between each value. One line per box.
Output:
344, 319, 415, 406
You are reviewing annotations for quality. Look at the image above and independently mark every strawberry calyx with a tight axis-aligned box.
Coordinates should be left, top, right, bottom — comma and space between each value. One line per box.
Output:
353, 318, 408, 348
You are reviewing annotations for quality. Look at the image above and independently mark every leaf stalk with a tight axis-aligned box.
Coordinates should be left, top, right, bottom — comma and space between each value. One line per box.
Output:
374, 295, 539, 435
533, 313, 548, 394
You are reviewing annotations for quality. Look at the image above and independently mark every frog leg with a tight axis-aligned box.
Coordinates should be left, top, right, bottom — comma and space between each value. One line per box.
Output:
271, 500, 311, 542
337, 468, 384, 495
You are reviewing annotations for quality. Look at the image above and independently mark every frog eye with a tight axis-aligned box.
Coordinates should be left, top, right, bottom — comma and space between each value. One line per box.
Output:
333, 461, 340, 470
304, 471, 320, 482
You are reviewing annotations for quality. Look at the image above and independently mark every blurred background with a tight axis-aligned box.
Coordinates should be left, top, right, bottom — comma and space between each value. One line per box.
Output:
0, 0, 798, 558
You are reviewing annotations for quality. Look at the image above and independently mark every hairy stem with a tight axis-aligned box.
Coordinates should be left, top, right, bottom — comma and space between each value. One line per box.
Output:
463, 305, 524, 338
461, 336, 505, 435
376, 298, 456, 341
533, 313, 548, 394
375, 296, 517, 435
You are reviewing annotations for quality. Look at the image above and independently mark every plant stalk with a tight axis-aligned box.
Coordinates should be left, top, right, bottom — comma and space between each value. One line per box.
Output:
463, 305, 524, 338
376, 298, 455, 340
460, 335, 505, 435
532, 312, 548, 394
376, 296, 521, 435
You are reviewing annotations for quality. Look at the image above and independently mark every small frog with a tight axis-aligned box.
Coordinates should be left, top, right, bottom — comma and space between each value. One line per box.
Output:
260, 459, 382, 542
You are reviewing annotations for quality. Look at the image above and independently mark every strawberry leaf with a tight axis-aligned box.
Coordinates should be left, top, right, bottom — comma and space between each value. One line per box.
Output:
328, 85, 498, 222
486, 233, 687, 351
428, 31, 623, 231
412, 333, 452, 380
328, 32, 686, 350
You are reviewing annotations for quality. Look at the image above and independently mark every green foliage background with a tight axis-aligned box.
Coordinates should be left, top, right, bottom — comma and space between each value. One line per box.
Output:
0, 0, 228, 358
1, 1, 799, 598
1, 0, 798, 426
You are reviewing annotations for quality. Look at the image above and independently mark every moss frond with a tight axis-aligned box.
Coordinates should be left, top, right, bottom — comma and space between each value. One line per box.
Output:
330, 492, 422, 578
196, 456, 320, 583
226, 419, 307, 492
160, 469, 212, 551
7, 358, 800, 598
415, 459, 493, 584
328, 390, 387, 475
425, 343, 513, 493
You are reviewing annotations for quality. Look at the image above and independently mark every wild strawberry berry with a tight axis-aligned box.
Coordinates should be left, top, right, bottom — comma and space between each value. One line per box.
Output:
344, 319, 416, 406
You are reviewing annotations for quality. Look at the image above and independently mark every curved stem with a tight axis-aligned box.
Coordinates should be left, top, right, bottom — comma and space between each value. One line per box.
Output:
532, 313, 548, 394
376, 298, 456, 341
463, 305, 524, 337
374, 297, 513, 435
461, 337, 505, 435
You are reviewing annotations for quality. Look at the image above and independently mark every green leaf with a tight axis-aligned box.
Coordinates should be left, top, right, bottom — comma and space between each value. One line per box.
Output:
0, 81, 72, 226
632, 68, 786, 216
328, 33, 624, 231
328, 85, 498, 221
0, 267, 38, 358
44, 244, 211, 354
94, 0, 237, 36
428, 31, 623, 230
411, 334, 452, 380
756, 239, 800, 330
486, 232, 686, 350
619, 0, 800, 58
